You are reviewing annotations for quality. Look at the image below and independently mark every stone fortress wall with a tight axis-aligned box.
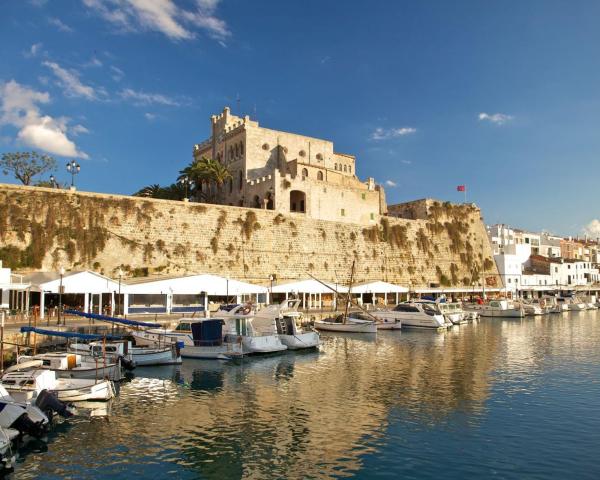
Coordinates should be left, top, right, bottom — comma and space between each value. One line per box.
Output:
0, 184, 499, 287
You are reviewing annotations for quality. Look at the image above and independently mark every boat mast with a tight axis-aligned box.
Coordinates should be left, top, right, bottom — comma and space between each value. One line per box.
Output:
344, 260, 355, 324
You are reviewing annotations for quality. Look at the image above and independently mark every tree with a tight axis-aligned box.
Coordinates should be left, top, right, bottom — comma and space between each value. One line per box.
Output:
133, 183, 187, 201
0, 151, 57, 185
179, 156, 232, 202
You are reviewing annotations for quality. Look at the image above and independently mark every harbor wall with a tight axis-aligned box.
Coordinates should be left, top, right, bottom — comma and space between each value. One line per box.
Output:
0, 184, 499, 286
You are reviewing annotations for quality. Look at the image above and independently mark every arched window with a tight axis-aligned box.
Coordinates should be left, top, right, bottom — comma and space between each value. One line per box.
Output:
343, 165, 347, 172
239, 171, 243, 191
240, 142, 244, 155
334, 163, 338, 170
266, 191, 274, 210
301, 168, 308, 179
317, 171, 324, 181
290, 190, 306, 213
253, 195, 261, 208
235, 144, 239, 157
349, 166, 352, 174
229, 177, 233, 193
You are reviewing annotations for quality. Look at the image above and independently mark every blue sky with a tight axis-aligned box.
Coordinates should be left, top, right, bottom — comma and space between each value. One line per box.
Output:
1, 0, 599, 237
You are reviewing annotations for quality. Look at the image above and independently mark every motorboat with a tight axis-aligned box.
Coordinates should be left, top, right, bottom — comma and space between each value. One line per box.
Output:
258, 300, 321, 349
371, 302, 448, 329
17, 352, 123, 381
220, 304, 288, 354
421, 300, 467, 325
314, 313, 378, 333
133, 318, 244, 360
558, 296, 587, 311
69, 340, 182, 367
539, 296, 563, 314
479, 300, 525, 318
2, 364, 115, 402
578, 295, 598, 310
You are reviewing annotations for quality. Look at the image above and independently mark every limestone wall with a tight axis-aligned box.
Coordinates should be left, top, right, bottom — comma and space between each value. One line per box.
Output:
0, 184, 499, 286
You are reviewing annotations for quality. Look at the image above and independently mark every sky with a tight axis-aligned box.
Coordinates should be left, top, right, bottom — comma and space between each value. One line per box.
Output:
1, 0, 599, 238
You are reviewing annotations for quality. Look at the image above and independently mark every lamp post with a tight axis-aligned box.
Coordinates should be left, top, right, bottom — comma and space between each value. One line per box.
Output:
226, 275, 229, 304
66, 160, 80, 188
179, 176, 193, 201
57, 267, 65, 326
49, 175, 58, 188
269, 274, 274, 304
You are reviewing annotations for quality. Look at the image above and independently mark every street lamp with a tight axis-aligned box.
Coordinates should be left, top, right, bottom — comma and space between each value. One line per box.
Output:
58, 267, 65, 326
66, 160, 80, 188
179, 176, 193, 201
49, 175, 58, 188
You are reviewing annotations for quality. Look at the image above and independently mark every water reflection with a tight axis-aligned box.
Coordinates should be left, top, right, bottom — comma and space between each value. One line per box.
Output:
12, 311, 600, 479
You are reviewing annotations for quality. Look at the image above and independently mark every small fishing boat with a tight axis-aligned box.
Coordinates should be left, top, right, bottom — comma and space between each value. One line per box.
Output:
559, 296, 587, 311
17, 352, 123, 381
515, 300, 545, 316
259, 300, 321, 349
314, 313, 378, 333
133, 318, 244, 360
69, 340, 182, 366
478, 300, 525, 318
2, 364, 115, 402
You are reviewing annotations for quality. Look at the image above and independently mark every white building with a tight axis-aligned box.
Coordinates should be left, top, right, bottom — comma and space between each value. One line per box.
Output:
487, 224, 516, 255
539, 233, 562, 258
0, 262, 31, 311
493, 243, 531, 293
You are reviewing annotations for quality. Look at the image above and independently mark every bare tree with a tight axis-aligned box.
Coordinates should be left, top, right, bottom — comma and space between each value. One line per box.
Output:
0, 151, 57, 185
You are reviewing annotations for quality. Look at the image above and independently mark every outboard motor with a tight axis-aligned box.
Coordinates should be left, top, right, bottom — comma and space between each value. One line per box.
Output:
118, 355, 136, 371
0, 402, 47, 439
35, 390, 74, 419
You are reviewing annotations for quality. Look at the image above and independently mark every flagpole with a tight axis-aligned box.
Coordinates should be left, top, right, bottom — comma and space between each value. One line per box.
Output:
464, 187, 467, 204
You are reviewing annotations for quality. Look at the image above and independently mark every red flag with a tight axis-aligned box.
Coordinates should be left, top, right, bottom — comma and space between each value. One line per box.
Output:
457, 185, 465, 192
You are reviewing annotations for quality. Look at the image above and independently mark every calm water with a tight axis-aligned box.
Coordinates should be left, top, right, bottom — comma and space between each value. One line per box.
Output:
10, 311, 600, 479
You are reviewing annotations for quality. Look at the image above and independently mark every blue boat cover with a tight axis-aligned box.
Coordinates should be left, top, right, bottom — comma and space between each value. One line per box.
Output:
20, 326, 124, 340
64, 309, 161, 328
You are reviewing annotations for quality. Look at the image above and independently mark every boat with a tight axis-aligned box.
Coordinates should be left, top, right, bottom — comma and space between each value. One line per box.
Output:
558, 296, 587, 311
578, 295, 598, 310
371, 301, 449, 329
69, 340, 182, 366
220, 304, 288, 354
539, 296, 563, 314
515, 300, 545, 316
2, 365, 115, 402
132, 318, 244, 360
17, 352, 123, 381
258, 299, 321, 349
478, 300, 525, 318
314, 313, 378, 333
0, 427, 18, 471
421, 300, 467, 325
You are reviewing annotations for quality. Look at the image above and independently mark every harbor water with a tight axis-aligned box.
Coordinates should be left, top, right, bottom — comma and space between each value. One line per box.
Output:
11, 310, 600, 479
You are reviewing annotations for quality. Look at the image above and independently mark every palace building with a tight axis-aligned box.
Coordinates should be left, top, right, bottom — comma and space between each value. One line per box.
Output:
193, 107, 387, 224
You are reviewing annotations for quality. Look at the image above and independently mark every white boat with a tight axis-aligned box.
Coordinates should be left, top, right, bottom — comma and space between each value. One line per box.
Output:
371, 302, 448, 329
17, 352, 123, 381
516, 300, 545, 316
132, 318, 244, 360
259, 300, 321, 349
422, 300, 467, 325
479, 300, 525, 318
578, 295, 598, 310
220, 304, 288, 354
0, 385, 56, 439
314, 313, 378, 333
2, 367, 115, 403
540, 296, 563, 314
69, 340, 182, 366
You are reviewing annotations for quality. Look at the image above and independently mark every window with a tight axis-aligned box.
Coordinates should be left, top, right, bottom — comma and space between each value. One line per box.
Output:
299, 150, 306, 157
229, 147, 233, 160
240, 142, 244, 154
290, 190, 306, 213
349, 166, 352, 174
301, 168, 308, 179
262, 143, 269, 150
361, 193, 366, 200
334, 163, 338, 170
317, 171, 324, 181
229, 177, 233, 194
370, 213, 374, 220
235, 144, 239, 157
341, 208, 345, 217
316, 153, 323, 160
343, 165, 347, 172
239, 171, 243, 191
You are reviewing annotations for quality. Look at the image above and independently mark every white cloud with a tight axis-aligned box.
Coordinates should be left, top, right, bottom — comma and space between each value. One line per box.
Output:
110, 65, 125, 81
120, 88, 179, 106
0, 80, 88, 158
24, 43, 43, 58
401, 159, 412, 165
82, 0, 230, 42
582, 220, 600, 239
71, 124, 90, 135
370, 126, 417, 141
85, 56, 103, 68
144, 112, 157, 120
42, 61, 98, 100
478, 112, 514, 125
385, 180, 397, 187
48, 17, 74, 32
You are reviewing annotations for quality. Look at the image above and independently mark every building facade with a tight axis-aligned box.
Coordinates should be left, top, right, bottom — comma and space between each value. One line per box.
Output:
192, 107, 386, 224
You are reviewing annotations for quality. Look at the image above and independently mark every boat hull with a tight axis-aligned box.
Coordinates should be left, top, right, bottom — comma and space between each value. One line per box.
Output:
479, 309, 525, 318
279, 332, 320, 349
51, 379, 115, 402
131, 347, 182, 366
181, 343, 244, 360
375, 320, 402, 330
54, 363, 122, 381
242, 336, 288, 354
314, 321, 377, 333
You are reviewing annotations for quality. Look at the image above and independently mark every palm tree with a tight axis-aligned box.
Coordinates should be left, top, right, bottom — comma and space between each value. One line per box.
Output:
133, 183, 187, 200
179, 156, 232, 203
